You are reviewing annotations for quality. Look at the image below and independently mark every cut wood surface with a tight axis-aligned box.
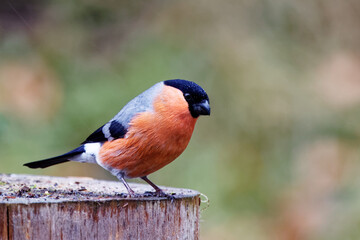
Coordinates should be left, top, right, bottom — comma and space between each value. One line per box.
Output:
0, 174, 201, 240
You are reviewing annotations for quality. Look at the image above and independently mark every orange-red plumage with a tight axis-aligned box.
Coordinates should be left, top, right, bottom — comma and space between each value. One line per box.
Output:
99, 85, 197, 178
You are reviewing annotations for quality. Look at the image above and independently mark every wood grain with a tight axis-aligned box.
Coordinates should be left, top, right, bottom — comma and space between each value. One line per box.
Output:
0, 204, 7, 239
0, 174, 200, 240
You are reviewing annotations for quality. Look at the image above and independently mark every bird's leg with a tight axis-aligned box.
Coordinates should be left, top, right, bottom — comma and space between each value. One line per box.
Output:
117, 174, 135, 197
141, 176, 176, 201
141, 176, 173, 199
141, 176, 162, 193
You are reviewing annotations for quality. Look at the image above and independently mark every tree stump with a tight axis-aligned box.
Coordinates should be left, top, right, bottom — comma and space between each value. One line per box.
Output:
0, 174, 201, 240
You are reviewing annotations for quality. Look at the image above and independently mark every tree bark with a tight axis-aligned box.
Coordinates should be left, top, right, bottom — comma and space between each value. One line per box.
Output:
0, 174, 200, 240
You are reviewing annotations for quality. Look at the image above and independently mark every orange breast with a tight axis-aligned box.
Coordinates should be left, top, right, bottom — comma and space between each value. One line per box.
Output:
98, 85, 197, 178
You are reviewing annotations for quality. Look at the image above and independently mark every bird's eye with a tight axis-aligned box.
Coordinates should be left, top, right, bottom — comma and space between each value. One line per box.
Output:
184, 93, 192, 101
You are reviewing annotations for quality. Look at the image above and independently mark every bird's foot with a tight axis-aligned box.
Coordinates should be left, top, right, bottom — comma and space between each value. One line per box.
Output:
126, 192, 143, 198
144, 190, 176, 201
124, 189, 142, 198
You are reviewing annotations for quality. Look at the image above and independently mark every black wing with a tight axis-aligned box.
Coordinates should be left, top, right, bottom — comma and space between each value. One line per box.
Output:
81, 120, 128, 144
82, 125, 107, 144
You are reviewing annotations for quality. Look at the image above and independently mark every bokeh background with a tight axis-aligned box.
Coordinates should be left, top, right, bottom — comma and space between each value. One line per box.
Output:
1, 0, 360, 239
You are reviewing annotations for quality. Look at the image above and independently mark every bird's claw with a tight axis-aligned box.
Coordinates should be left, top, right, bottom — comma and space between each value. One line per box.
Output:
144, 190, 176, 201
126, 193, 142, 198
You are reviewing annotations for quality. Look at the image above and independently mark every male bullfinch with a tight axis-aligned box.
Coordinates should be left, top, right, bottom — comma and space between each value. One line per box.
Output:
24, 79, 210, 197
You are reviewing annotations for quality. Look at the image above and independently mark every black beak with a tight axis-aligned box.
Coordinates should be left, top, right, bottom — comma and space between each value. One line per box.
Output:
193, 100, 210, 116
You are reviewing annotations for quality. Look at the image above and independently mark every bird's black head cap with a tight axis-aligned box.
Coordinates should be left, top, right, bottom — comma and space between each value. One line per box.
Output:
164, 79, 210, 118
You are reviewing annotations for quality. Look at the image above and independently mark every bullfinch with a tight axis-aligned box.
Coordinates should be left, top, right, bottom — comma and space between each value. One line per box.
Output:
24, 79, 210, 197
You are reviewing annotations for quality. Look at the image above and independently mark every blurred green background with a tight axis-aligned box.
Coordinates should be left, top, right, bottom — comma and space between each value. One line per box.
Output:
1, 0, 360, 239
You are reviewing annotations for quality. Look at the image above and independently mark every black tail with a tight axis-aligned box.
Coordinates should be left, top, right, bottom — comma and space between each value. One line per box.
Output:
24, 146, 85, 169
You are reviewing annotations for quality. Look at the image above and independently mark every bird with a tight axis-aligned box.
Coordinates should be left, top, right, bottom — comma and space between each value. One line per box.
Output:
24, 79, 210, 197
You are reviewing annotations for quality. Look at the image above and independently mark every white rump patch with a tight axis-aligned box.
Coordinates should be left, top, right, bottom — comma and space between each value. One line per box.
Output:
84, 142, 101, 155
70, 142, 101, 164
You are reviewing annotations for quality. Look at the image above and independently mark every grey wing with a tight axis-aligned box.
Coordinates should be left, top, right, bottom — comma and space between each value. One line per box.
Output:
82, 82, 163, 143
